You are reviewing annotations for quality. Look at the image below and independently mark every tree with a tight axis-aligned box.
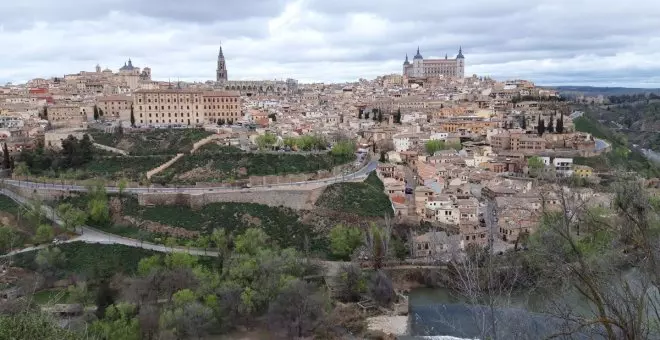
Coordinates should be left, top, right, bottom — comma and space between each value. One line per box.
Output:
2, 143, 10, 169
364, 217, 392, 270
35, 246, 66, 282
334, 264, 366, 303
57, 203, 87, 232
90, 303, 140, 340
369, 270, 395, 306
42, 106, 48, 119
99, 108, 105, 117
425, 140, 446, 155
130, 104, 136, 127
379, 151, 387, 162
378, 111, 383, 122
13, 161, 30, 176
358, 108, 363, 119
556, 113, 564, 134
34, 224, 54, 244
395, 108, 402, 124
267, 280, 328, 338
521, 114, 527, 130
160, 297, 214, 339
527, 156, 545, 177
547, 114, 555, 133
537, 116, 545, 136
118, 178, 128, 200
0, 226, 20, 254
364, 111, 370, 119
329, 224, 363, 261
93, 105, 100, 120
255, 132, 277, 150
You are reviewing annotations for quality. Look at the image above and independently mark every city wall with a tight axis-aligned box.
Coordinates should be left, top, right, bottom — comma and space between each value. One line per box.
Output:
137, 187, 326, 210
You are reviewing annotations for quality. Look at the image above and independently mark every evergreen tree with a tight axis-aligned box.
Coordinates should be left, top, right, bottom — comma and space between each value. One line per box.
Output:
130, 104, 136, 127
99, 108, 104, 117
378, 111, 383, 122
2, 143, 9, 169
372, 109, 378, 121
556, 112, 564, 134
358, 108, 363, 119
537, 117, 545, 136
42, 106, 48, 119
547, 115, 554, 133
521, 114, 527, 129
93, 105, 99, 120
364, 111, 370, 119
395, 108, 402, 124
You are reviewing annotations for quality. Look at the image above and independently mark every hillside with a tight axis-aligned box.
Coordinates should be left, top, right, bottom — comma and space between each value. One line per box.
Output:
315, 171, 393, 217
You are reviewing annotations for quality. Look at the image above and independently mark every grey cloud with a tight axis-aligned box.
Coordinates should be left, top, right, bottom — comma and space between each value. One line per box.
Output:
2, 0, 660, 86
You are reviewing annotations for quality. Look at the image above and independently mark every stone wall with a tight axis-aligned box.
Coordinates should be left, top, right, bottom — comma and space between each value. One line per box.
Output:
137, 187, 326, 210
146, 153, 184, 179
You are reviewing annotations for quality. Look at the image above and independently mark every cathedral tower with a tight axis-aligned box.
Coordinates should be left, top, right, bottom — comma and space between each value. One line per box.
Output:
216, 44, 227, 82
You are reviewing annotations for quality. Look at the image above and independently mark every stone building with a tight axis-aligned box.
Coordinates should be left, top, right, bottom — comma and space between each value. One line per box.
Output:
403, 47, 465, 80
97, 95, 132, 119
47, 104, 87, 128
133, 89, 241, 126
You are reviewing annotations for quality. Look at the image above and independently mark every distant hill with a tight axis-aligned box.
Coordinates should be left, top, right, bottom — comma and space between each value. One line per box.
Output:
543, 86, 660, 97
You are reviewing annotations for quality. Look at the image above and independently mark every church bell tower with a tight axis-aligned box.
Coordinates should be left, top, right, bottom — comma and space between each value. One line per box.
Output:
216, 44, 227, 82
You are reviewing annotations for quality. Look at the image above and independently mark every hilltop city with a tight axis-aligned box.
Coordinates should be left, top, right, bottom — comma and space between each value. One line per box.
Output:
1, 43, 657, 339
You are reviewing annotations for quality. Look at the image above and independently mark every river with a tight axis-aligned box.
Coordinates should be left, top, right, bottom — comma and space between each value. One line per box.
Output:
407, 286, 600, 339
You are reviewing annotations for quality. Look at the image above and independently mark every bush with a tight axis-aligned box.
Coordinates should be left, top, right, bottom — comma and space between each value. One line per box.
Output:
369, 270, 395, 306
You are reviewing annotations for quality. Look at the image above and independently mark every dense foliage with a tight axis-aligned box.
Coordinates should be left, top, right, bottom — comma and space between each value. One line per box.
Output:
316, 171, 393, 217
425, 139, 461, 155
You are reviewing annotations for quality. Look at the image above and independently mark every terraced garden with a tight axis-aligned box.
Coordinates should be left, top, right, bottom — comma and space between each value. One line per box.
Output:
88, 128, 212, 155
46, 155, 169, 181
152, 143, 354, 185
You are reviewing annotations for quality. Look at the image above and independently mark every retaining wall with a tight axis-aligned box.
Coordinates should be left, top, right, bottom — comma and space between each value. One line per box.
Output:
137, 187, 325, 210
146, 153, 184, 179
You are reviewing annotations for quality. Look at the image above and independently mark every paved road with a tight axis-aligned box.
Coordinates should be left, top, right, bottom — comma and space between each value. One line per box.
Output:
3, 160, 378, 194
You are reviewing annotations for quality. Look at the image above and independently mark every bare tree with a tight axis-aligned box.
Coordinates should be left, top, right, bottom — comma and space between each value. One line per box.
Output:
266, 280, 328, 339
364, 215, 393, 270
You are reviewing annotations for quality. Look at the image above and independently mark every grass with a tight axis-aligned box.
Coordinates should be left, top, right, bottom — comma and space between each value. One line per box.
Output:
47, 155, 169, 181
11, 242, 159, 278
315, 171, 393, 217
89, 129, 212, 156
153, 143, 354, 184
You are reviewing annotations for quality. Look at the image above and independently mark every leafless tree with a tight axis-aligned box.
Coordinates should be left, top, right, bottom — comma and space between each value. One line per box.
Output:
364, 214, 393, 270
266, 280, 328, 339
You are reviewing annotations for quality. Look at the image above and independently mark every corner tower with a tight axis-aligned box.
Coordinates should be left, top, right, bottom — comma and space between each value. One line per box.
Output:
216, 44, 227, 82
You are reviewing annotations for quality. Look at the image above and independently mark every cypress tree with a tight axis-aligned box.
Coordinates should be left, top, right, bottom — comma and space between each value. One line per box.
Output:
521, 114, 527, 129
556, 113, 564, 134
537, 117, 545, 136
2, 143, 10, 169
93, 105, 99, 120
130, 104, 136, 127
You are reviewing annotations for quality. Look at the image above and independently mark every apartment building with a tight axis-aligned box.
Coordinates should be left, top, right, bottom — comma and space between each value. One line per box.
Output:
133, 89, 241, 126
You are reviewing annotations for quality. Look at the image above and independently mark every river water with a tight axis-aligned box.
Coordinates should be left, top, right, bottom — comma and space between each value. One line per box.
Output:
407, 286, 600, 339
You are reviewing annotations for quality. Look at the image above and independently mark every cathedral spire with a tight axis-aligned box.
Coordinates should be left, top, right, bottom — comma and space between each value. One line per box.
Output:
216, 42, 228, 82
403, 53, 410, 65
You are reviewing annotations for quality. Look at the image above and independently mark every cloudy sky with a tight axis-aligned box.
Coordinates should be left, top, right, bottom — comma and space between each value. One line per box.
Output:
2, 0, 660, 87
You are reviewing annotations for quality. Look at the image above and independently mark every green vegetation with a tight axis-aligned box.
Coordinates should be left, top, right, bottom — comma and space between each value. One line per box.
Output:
425, 139, 461, 155
0, 193, 20, 214
153, 143, 353, 184
573, 115, 660, 177
12, 242, 158, 278
315, 171, 393, 217
527, 156, 545, 177
329, 224, 363, 261
31, 288, 72, 304
282, 134, 328, 151
0, 312, 85, 340
89, 128, 211, 155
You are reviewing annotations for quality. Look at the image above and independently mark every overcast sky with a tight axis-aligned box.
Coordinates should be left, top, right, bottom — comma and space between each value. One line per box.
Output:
2, 0, 660, 87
